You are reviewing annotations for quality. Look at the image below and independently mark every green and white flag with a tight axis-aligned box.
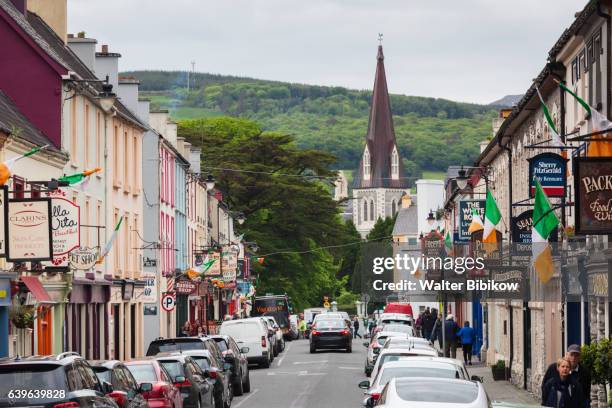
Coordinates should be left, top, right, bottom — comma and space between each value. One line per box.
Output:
483, 190, 501, 243
532, 178, 559, 283
97, 216, 123, 264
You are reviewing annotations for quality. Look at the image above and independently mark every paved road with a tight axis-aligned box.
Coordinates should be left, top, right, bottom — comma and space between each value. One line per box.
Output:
231, 338, 368, 408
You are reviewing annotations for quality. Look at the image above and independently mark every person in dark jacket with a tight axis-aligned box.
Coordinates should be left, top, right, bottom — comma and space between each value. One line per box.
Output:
456, 321, 476, 365
542, 344, 591, 407
429, 315, 442, 348
443, 314, 459, 358
353, 316, 362, 339
542, 358, 584, 408
421, 308, 434, 339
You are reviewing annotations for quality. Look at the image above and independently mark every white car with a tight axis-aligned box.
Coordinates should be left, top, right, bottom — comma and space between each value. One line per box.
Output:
261, 316, 285, 354
383, 336, 432, 349
370, 377, 491, 407
378, 324, 414, 337
377, 313, 413, 326
360, 357, 472, 404
363, 331, 408, 376
369, 345, 439, 380
219, 318, 273, 368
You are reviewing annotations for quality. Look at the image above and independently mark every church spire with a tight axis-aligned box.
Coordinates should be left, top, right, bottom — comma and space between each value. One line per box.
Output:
353, 42, 408, 189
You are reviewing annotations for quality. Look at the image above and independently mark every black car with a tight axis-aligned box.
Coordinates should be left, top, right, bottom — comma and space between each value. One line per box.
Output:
147, 337, 225, 366
0, 352, 119, 407
91, 360, 150, 408
154, 353, 216, 408
211, 335, 250, 396
309, 317, 353, 353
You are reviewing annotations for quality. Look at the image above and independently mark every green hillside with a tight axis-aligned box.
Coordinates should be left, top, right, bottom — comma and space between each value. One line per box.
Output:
126, 70, 496, 178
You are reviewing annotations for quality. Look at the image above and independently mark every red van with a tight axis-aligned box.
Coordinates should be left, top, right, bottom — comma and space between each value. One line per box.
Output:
383, 303, 414, 317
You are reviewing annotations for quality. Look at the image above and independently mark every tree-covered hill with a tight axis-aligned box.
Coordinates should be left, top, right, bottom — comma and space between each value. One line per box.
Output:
125, 70, 497, 176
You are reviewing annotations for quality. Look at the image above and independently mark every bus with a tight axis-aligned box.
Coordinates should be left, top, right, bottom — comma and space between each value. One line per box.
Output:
252, 294, 292, 338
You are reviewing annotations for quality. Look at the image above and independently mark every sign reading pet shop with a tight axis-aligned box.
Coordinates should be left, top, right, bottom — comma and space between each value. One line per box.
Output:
574, 157, 612, 234
528, 153, 566, 198
6, 198, 53, 261
458, 200, 485, 242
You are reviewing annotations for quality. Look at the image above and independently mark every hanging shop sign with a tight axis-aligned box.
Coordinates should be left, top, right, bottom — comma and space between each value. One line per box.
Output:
528, 153, 566, 198
222, 246, 237, 282
6, 198, 53, 262
141, 273, 157, 303
512, 210, 533, 244
0, 186, 7, 257
205, 251, 222, 277
42, 192, 80, 267
175, 279, 196, 295
458, 200, 485, 242
421, 231, 444, 280
68, 246, 99, 270
574, 157, 612, 234
143, 256, 157, 268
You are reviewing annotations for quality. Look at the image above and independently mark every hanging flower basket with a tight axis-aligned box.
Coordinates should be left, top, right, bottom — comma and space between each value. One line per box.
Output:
9, 305, 35, 329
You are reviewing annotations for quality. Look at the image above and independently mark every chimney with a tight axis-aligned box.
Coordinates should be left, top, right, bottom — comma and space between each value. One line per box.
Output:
118, 76, 140, 115
400, 193, 411, 209
137, 99, 151, 124
27, 0, 67, 42
9, 0, 26, 14
67, 33, 97, 72
189, 148, 201, 175
95, 44, 121, 91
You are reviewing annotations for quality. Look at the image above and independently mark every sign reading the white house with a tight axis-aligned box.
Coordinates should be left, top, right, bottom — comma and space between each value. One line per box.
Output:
528, 153, 566, 198
6, 199, 53, 261
574, 157, 612, 234
458, 200, 485, 242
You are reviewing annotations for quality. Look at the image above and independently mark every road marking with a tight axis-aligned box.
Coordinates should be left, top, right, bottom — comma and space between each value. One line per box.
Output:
338, 366, 361, 370
298, 371, 326, 376
293, 360, 328, 365
233, 388, 259, 408
276, 342, 291, 367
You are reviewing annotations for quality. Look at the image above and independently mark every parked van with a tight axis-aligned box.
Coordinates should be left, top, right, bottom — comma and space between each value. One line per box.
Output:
220, 318, 273, 368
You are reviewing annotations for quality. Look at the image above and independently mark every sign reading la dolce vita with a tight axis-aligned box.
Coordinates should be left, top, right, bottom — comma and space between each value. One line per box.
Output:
42, 193, 80, 267
6, 199, 53, 261
575, 157, 612, 234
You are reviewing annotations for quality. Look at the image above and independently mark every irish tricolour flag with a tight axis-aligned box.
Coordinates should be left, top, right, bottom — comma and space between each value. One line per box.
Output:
468, 207, 484, 233
532, 178, 559, 283
483, 190, 501, 243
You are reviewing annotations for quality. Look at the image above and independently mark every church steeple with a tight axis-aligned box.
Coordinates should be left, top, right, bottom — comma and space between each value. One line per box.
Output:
353, 44, 408, 189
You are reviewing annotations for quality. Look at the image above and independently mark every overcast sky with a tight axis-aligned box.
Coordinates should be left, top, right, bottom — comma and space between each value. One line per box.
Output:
68, 0, 584, 104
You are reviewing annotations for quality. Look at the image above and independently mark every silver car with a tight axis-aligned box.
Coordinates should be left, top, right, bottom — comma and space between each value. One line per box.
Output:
370, 377, 491, 408
369, 345, 439, 380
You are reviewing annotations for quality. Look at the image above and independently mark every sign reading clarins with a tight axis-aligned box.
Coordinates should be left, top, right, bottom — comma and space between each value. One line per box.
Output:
5, 198, 53, 262
575, 157, 612, 235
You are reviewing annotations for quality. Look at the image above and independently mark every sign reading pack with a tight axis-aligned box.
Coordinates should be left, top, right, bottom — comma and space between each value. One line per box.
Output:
6, 198, 53, 261
458, 200, 485, 242
528, 153, 566, 197
574, 157, 612, 234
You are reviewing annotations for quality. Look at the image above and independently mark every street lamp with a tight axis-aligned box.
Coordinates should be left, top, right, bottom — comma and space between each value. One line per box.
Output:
205, 174, 215, 191
455, 166, 469, 190
235, 212, 246, 225
427, 210, 436, 226
97, 82, 116, 113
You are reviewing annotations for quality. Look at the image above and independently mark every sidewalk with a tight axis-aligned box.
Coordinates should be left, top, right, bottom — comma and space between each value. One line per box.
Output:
469, 363, 540, 406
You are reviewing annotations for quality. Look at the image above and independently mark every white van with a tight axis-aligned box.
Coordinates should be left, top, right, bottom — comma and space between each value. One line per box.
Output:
220, 318, 273, 368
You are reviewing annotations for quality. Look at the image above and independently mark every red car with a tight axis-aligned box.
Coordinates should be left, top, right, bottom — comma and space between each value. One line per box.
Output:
125, 359, 183, 408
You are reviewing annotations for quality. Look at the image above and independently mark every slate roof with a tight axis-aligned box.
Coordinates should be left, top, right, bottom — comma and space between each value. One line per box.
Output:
392, 198, 418, 236
0, 90, 63, 154
353, 46, 409, 189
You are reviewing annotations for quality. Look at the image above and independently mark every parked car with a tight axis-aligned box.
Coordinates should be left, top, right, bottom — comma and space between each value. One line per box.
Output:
309, 317, 352, 353
363, 331, 409, 376
167, 350, 235, 408
0, 352, 118, 407
261, 316, 285, 354
359, 358, 472, 406
288, 315, 299, 340
382, 336, 432, 349
257, 318, 278, 357
125, 359, 183, 408
91, 360, 150, 408
219, 318, 273, 368
154, 354, 216, 408
211, 334, 251, 395
368, 377, 491, 407
379, 324, 415, 337
146, 337, 223, 363
369, 345, 439, 380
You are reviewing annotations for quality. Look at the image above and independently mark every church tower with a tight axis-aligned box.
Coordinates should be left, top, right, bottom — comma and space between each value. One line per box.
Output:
352, 44, 410, 237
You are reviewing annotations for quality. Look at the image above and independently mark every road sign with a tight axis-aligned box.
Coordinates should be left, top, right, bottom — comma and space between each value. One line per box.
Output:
161, 293, 175, 312
361, 293, 370, 304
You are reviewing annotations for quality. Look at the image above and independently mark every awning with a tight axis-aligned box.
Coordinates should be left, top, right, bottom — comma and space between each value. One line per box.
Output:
21, 276, 52, 303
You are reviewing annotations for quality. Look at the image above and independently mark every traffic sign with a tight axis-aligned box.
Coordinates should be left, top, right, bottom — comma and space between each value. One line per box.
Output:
161, 293, 175, 312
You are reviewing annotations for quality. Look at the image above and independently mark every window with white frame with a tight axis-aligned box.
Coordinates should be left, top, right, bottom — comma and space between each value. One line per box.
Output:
363, 147, 371, 180
391, 146, 399, 179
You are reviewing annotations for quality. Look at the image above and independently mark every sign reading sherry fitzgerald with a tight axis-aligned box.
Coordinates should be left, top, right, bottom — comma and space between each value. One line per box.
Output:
6, 199, 53, 261
528, 153, 566, 197
458, 200, 485, 242
574, 157, 612, 234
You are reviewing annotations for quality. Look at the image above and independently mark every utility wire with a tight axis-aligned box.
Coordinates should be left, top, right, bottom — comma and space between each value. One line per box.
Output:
203, 166, 423, 181
258, 235, 394, 257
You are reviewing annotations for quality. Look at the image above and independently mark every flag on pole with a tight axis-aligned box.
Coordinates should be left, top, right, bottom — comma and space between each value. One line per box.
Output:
483, 190, 502, 243
535, 86, 564, 147
468, 207, 484, 233
0, 145, 47, 185
96, 216, 123, 264
59, 168, 101, 185
532, 178, 560, 283
558, 81, 612, 157
444, 230, 453, 255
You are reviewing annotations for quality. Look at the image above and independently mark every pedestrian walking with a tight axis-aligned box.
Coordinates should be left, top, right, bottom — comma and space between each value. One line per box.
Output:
422, 308, 434, 340
298, 318, 307, 339
443, 314, 459, 359
456, 321, 476, 365
430, 315, 442, 349
542, 344, 591, 407
353, 316, 362, 339
368, 315, 376, 338
542, 358, 584, 408
415, 313, 423, 338
179, 321, 191, 337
